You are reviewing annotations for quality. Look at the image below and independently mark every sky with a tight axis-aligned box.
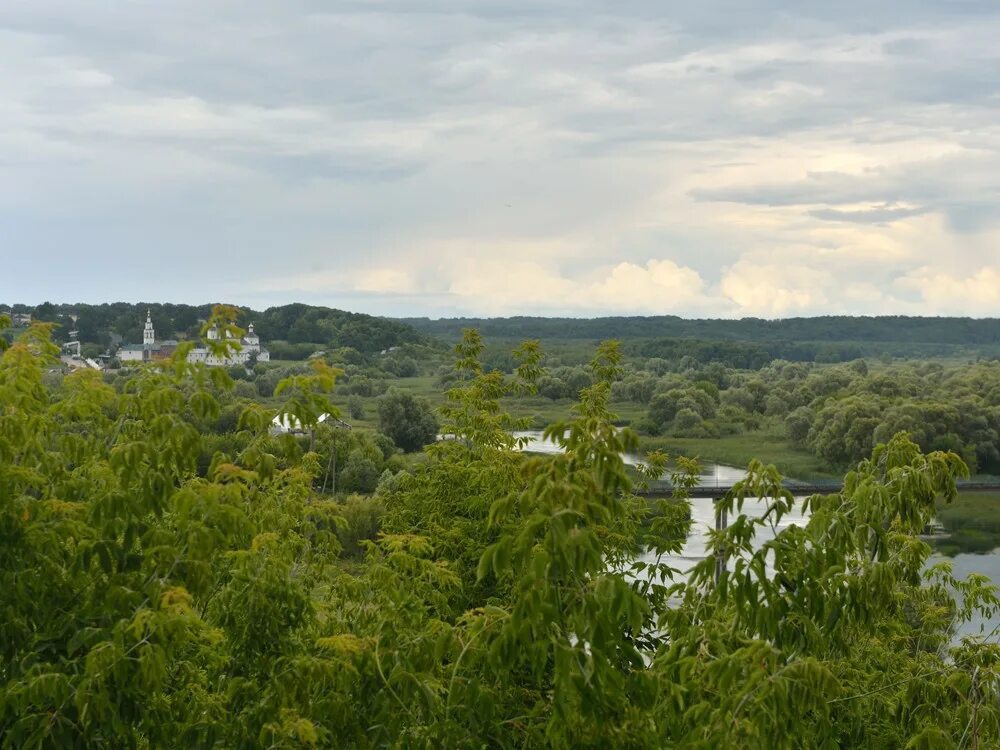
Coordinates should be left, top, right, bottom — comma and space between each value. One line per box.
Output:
1, 1, 999, 318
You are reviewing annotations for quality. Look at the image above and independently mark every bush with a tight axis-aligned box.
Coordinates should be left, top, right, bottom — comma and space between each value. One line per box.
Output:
537, 376, 568, 400
674, 407, 703, 433
335, 494, 385, 557
373, 432, 397, 460
233, 381, 258, 400
635, 417, 662, 436
376, 388, 439, 453
342, 376, 388, 397
339, 450, 381, 493
786, 406, 814, 443
382, 356, 419, 377
347, 394, 365, 420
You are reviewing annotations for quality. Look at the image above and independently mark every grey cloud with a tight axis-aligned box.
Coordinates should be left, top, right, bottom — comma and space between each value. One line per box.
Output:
248, 152, 423, 183
690, 171, 897, 207
692, 151, 1000, 234
808, 205, 930, 224
942, 202, 1000, 233
1, 0, 999, 313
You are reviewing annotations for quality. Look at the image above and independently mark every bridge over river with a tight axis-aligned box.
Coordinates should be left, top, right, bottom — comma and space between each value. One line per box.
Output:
639, 480, 1000, 500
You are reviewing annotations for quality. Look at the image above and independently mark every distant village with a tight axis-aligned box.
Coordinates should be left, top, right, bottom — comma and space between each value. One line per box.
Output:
3, 308, 269, 372
117, 310, 270, 366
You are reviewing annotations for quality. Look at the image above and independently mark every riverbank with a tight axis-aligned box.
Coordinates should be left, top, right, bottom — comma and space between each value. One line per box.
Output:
637, 430, 837, 480
938, 490, 1000, 528
932, 490, 1000, 556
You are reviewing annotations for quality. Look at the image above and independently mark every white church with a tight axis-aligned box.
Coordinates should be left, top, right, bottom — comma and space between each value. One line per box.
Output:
118, 311, 270, 366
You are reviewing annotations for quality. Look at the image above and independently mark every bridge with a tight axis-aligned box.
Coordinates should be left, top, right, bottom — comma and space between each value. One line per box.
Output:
638, 480, 1000, 500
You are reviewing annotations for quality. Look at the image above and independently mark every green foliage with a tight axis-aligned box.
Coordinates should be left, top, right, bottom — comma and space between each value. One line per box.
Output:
786, 405, 814, 442
254, 303, 428, 354
311, 423, 393, 496
339, 449, 382, 493
334, 494, 385, 556
346, 394, 365, 420
0, 313, 9, 352
376, 387, 439, 453
406, 315, 1000, 360
634, 357, 1000, 474
381, 355, 419, 377
2, 324, 999, 748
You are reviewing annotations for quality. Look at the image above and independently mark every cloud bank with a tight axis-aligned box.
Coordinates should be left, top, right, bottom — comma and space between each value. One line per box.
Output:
1, 1, 999, 317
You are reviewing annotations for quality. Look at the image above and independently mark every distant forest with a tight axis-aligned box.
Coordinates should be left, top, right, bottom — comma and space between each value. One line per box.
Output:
404, 315, 1000, 363
1, 302, 427, 356
8, 303, 1000, 365
403, 315, 1000, 342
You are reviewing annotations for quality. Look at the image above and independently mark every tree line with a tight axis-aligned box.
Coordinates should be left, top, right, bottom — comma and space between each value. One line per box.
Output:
403, 314, 1000, 344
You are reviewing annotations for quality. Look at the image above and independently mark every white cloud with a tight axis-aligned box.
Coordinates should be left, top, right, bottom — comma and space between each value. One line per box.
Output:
587, 259, 707, 312
446, 258, 578, 313
341, 249, 711, 315
896, 267, 1000, 315
354, 268, 420, 295
719, 261, 830, 317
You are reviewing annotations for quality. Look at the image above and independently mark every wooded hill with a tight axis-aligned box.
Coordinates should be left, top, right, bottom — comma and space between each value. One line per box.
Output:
2, 302, 430, 356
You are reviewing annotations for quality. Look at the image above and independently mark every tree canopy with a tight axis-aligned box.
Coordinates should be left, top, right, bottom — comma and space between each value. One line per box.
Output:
2, 315, 999, 748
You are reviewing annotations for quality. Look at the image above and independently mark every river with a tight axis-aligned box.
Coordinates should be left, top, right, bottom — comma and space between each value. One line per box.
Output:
513, 429, 1000, 640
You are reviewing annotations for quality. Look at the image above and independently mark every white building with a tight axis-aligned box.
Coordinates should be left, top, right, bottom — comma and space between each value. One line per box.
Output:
118, 311, 171, 363
270, 412, 351, 435
118, 311, 269, 366
187, 322, 270, 366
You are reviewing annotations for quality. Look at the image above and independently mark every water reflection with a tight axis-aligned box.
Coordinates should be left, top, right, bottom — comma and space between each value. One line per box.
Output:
933, 551, 1000, 640
932, 532, 1000, 557
927, 527, 1000, 639
637, 495, 810, 568
511, 429, 747, 486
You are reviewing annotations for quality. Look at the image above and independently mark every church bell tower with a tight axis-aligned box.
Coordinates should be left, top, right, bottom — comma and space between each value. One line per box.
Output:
143, 310, 155, 347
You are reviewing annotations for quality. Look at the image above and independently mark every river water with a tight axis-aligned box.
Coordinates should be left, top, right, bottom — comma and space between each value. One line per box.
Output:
513, 430, 1000, 641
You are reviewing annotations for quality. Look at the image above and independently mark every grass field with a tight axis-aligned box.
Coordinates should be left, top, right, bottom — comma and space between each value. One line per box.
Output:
932, 491, 1000, 556
932, 490, 1000, 555
637, 430, 836, 479
937, 490, 1000, 531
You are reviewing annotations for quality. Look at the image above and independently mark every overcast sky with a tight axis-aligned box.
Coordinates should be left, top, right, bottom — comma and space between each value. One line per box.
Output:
2, 1, 999, 318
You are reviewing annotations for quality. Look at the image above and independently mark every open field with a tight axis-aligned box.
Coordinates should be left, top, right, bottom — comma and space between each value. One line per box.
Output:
933, 490, 1000, 556
637, 430, 836, 479
937, 490, 1000, 531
